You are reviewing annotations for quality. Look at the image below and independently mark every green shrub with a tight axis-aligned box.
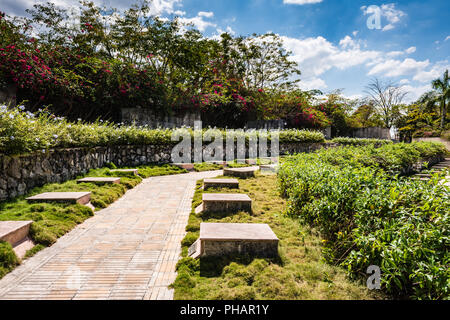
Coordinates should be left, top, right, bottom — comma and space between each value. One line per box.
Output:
331, 137, 393, 146
0, 106, 325, 156
0, 241, 19, 278
278, 142, 449, 299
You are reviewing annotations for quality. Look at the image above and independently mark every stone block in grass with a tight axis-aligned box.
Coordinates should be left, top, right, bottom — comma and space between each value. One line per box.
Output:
201, 193, 251, 213
203, 179, 239, 189
188, 223, 279, 258
223, 167, 259, 178
26, 192, 91, 205
77, 177, 121, 184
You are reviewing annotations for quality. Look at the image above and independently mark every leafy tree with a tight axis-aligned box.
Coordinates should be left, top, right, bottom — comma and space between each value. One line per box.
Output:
431, 69, 449, 129
349, 103, 384, 128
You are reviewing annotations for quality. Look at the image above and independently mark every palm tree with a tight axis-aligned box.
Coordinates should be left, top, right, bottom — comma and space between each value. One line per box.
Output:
431, 69, 449, 129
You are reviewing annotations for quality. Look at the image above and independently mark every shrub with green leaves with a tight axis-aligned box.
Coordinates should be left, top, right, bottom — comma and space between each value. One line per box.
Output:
0, 105, 325, 156
278, 142, 449, 299
331, 137, 393, 146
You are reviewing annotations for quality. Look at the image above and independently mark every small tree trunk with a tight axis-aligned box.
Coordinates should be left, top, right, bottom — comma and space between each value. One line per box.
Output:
441, 100, 447, 129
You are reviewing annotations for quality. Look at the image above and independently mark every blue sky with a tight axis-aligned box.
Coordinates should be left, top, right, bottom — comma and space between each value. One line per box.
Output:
3, 0, 449, 101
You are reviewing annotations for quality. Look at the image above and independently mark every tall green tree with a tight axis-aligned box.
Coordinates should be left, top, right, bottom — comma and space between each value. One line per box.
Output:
431, 69, 449, 129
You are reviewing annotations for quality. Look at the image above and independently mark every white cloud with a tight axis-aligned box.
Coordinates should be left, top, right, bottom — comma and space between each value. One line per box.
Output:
405, 46, 416, 54
400, 84, 432, 103
445, 36, 450, 42
198, 11, 214, 18
282, 35, 380, 80
412, 60, 450, 83
179, 11, 216, 32
283, 0, 323, 4
381, 3, 406, 31
2, 0, 183, 17
147, 0, 182, 15
298, 78, 327, 90
368, 58, 430, 77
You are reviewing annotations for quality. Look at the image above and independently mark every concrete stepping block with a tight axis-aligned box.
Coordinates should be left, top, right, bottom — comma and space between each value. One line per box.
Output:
188, 223, 279, 258
173, 163, 194, 171
259, 157, 279, 164
0, 221, 34, 259
201, 193, 252, 213
203, 179, 239, 189
0, 221, 33, 247
224, 166, 259, 178
110, 169, 138, 175
77, 177, 121, 184
205, 161, 227, 166
259, 164, 279, 173
26, 192, 91, 205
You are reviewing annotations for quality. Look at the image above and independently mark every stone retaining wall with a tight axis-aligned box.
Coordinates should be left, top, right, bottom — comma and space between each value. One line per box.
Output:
0, 145, 173, 200
0, 142, 328, 201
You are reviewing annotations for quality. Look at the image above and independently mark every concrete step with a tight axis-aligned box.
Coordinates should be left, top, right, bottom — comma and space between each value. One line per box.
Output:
258, 157, 279, 164
201, 193, 252, 213
173, 163, 194, 171
259, 164, 279, 173
203, 179, 239, 189
224, 166, 259, 178
26, 192, 91, 205
188, 223, 279, 258
77, 177, 121, 184
109, 169, 139, 175
0, 221, 34, 258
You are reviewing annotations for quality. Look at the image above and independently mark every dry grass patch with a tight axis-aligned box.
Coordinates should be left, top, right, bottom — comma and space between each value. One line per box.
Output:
173, 173, 383, 300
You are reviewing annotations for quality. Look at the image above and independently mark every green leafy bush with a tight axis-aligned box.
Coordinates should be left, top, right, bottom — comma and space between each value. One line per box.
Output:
331, 137, 393, 146
278, 142, 449, 299
0, 241, 19, 278
0, 106, 325, 156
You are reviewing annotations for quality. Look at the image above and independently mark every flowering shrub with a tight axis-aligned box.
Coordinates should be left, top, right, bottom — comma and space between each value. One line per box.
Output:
278, 143, 449, 299
0, 106, 325, 155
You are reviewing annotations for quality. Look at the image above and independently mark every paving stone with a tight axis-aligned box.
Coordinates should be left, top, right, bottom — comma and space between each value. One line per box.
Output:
202, 193, 252, 213
0, 170, 221, 300
223, 166, 259, 178
77, 177, 121, 184
173, 163, 194, 171
189, 223, 279, 258
26, 192, 91, 205
0, 221, 33, 246
110, 169, 138, 175
203, 178, 239, 189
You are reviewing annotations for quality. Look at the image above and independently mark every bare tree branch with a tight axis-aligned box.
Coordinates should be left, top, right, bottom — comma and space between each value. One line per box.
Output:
364, 78, 408, 128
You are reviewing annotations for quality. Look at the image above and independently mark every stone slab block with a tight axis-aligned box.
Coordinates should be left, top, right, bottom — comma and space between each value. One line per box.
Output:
77, 177, 121, 184
188, 223, 279, 258
223, 167, 259, 178
173, 163, 194, 171
110, 169, 138, 175
202, 193, 251, 213
203, 179, 239, 189
0, 221, 33, 246
26, 192, 91, 205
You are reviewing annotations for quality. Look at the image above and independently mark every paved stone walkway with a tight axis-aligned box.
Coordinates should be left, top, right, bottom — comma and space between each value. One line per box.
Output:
0, 170, 222, 300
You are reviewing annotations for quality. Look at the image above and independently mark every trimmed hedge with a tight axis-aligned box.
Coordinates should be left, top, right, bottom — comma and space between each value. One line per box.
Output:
278, 142, 449, 299
0, 105, 324, 155
331, 137, 393, 146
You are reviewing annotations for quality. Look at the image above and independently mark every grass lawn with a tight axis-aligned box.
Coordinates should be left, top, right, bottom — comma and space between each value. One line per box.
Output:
172, 172, 384, 300
0, 163, 187, 278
